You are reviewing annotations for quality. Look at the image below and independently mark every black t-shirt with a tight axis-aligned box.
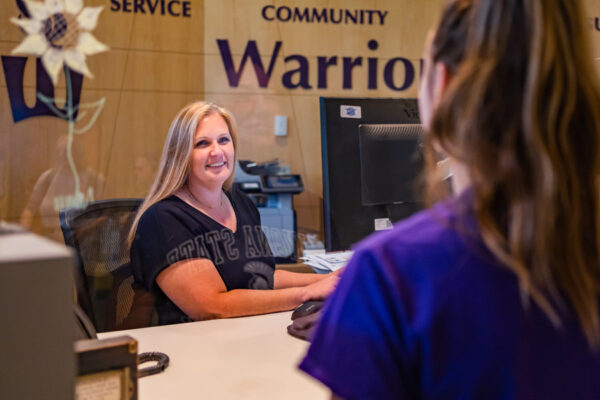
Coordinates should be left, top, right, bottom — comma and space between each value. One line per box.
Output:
130, 188, 275, 325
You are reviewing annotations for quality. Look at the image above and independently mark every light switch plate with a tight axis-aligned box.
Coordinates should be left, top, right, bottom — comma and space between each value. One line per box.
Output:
274, 115, 287, 136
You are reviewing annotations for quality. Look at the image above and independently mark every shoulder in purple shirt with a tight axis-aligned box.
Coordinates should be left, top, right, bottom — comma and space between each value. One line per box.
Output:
300, 192, 600, 399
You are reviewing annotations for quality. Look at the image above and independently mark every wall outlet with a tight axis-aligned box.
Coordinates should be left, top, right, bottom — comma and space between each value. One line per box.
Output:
274, 115, 287, 136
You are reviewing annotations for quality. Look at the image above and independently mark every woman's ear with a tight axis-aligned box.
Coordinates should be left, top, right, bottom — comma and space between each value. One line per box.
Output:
432, 63, 451, 106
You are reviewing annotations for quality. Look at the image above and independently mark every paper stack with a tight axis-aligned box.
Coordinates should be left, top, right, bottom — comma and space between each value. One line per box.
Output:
301, 251, 354, 274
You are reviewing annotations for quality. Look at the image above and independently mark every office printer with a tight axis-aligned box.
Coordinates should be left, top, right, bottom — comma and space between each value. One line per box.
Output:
233, 159, 303, 263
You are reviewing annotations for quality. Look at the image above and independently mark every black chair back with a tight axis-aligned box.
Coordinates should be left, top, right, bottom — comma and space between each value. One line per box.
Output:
60, 198, 154, 332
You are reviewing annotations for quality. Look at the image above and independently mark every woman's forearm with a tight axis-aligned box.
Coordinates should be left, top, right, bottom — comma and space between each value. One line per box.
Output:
195, 286, 309, 320
273, 269, 327, 289
202, 273, 338, 320
157, 258, 337, 321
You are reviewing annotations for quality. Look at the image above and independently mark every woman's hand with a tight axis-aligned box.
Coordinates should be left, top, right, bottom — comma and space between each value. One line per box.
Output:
302, 274, 340, 302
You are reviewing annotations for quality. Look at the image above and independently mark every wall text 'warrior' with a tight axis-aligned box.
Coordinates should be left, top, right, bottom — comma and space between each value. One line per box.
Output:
216, 39, 421, 91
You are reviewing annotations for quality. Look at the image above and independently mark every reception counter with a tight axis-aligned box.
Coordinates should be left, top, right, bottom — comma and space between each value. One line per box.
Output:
99, 311, 327, 399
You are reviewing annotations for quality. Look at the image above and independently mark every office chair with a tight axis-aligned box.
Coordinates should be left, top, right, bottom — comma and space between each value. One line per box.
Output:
60, 198, 155, 332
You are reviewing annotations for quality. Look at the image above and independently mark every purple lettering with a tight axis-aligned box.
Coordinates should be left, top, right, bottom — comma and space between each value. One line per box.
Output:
384, 57, 415, 91
370, 10, 377, 24
317, 56, 337, 89
147, 0, 159, 13
368, 58, 377, 89
367, 40, 379, 89
312, 8, 327, 23
377, 10, 388, 25
216, 39, 281, 88
182, 1, 191, 17
293, 7, 310, 22
345, 10, 357, 24
134, 0, 144, 13
282, 55, 312, 89
262, 5, 274, 21
342, 57, 362, 89
110, 0, 120, 11
329, 9, 342, 24
168, 0, 180, 16
1, 56, 83, 122
276, 6, 291, 22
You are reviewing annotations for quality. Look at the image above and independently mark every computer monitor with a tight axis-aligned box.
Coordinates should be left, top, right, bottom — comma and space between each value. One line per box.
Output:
320, 97, 423, 251
359, 124, 424, 206
0, 225, 76, 399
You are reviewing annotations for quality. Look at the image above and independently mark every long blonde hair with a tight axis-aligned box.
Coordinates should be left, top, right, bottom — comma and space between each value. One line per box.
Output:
128, 101, 239, 243
428, 0, 600, 348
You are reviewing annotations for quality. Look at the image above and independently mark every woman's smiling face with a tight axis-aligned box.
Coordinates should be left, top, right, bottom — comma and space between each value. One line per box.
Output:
188, 113, 235, 190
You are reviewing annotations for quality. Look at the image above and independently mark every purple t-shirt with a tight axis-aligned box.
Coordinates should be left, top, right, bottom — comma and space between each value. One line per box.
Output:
300, 192, 600, 399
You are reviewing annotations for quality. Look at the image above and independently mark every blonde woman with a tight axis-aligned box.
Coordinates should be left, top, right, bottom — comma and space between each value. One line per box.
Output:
301, 0, 600, 398
129, 102, 337, 325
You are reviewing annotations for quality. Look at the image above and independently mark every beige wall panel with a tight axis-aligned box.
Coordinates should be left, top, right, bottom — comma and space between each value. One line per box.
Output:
0, 91, 60, 222
74, 89, 127, 182
0, 87, 119, 229
125, 1, 204, 53
271, 4, 435, 59
122, 51, 204, 92
588, 22, 600, 58
583, 0, 599, 57
584, 0, 600, 16
103, 91, 201, 198
0, 46, 128, 92
90, 2, 136, 50
0, 2, 25, 43
205, 0, 282, 47
295, 206, 323, 236
288, 96, 325, 207
75, 50, 129, 90
205, 0, 444, 57
207, 92, 306, 169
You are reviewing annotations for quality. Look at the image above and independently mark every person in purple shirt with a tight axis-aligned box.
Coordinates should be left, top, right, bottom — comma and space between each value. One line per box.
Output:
300, 0, 600, 398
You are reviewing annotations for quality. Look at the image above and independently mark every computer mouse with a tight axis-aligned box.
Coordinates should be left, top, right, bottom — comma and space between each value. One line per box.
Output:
291, 300, 324, 320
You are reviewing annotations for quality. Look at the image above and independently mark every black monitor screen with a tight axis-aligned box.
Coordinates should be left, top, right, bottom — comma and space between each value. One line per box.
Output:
359, 124, 424, 206
320, 97, 423, 251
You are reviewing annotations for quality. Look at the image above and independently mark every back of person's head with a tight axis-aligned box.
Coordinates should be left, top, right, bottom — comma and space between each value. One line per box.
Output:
128, 101, 239, 244
426, 0, 600, 348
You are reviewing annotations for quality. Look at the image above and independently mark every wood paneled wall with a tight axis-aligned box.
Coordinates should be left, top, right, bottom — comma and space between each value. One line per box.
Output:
1, 0, 599, 243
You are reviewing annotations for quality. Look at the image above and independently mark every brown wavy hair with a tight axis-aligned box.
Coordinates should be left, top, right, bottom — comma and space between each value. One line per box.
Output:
427, 0, 600, 347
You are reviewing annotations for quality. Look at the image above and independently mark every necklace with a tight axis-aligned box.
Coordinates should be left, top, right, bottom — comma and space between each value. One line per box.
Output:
185, 187, 234, 230
186, 187, 224, 210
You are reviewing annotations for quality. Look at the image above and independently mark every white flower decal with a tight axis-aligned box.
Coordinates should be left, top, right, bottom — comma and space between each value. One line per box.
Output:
10, 0, 108, 84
